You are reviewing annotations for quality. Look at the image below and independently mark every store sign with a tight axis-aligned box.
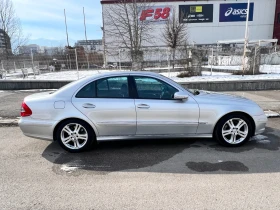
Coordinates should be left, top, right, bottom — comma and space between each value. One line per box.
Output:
139, 6, 172, 23
179, 4, 213, 23
219, 3, 254, 22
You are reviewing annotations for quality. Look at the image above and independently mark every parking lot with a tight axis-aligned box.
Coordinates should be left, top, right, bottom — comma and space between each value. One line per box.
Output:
1, 90, 280, 209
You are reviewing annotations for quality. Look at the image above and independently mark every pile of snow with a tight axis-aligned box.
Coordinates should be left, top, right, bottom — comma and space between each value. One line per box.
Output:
203, 64, 280, 74
172, 73, 280, 82
203, 65, 242, 71
260, 65, 280, 74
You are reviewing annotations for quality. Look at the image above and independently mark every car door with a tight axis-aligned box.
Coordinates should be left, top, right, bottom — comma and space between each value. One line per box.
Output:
132, 76, 199, 135
71, 76, 136, 136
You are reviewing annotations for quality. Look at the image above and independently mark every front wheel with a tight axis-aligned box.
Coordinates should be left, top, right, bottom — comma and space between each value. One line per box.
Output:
56, 119, 95, 152
214, 114, 253, 147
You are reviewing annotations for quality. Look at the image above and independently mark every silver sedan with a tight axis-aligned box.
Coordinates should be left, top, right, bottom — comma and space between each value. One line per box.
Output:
19, 71, 267, 152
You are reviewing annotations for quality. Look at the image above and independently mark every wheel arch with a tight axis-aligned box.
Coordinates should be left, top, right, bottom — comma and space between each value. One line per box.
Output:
53, 117, 97, 141
213, 111, 256, 137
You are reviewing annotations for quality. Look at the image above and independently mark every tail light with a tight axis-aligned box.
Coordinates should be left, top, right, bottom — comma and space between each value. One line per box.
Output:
21, 102, 32, 117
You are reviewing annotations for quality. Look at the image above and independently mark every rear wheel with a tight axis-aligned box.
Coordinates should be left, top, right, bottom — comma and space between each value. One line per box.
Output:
214, 114, 253, 147
56, 119, 95, 152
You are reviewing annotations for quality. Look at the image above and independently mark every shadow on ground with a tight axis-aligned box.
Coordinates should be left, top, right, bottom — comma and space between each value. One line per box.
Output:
42, 124, 280, 175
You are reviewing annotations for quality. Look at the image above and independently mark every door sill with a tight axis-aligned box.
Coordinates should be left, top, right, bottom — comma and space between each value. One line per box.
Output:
97, 134, 212, 141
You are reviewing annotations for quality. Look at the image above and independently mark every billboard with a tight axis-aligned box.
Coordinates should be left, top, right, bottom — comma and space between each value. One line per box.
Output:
219, 3, 254, 22
179, 4, 213, 23
138, 6, 173, 23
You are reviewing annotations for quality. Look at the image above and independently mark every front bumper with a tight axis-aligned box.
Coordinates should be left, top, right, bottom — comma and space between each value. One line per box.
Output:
18, 117, 57, 141
253, 113, 268, 135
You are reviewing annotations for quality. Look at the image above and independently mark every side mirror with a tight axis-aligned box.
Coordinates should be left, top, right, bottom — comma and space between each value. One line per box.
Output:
174, 92, 188, 100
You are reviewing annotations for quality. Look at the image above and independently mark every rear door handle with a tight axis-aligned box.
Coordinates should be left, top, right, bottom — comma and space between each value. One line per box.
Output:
82, 103, 96, 108
137, 104, 150, 109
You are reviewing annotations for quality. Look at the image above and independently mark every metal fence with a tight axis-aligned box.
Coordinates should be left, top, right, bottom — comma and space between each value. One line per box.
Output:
1, 45, 280, 79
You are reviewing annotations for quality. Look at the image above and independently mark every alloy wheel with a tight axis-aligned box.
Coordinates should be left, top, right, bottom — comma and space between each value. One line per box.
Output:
60, 123, 88, 150
222, 118, 249, 144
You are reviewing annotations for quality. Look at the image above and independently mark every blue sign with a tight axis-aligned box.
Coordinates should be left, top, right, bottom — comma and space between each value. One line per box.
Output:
219, 3, 254, 22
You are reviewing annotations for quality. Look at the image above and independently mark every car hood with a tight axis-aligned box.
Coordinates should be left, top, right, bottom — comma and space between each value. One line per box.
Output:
194, 90, 256, 105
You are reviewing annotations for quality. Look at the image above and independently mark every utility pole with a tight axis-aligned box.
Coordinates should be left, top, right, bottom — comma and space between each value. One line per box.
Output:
211, 47, 213, 76
101, 6, 107, 68
242, 0, 251, 76
64, 9, 70, 47
83, 7, 90, 69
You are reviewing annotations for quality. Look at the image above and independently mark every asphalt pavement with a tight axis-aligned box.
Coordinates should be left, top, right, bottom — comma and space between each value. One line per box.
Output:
1, 118, 280, 209
1, 89, 280, 209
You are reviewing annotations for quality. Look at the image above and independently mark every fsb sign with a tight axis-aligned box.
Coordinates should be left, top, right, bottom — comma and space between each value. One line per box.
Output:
219, 3, 254, 22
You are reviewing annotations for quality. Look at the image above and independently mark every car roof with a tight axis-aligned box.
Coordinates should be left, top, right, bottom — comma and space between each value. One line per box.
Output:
54, 71, 186, 98
89, 71, 161, 77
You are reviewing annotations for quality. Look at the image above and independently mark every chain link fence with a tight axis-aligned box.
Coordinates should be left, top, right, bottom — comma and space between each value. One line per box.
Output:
1, 44, 280, 79
0, 47, 105, 79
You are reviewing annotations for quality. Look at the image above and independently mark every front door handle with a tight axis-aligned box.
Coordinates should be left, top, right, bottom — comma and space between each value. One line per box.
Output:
82, 103, 96, 109
137, 104, 150, 109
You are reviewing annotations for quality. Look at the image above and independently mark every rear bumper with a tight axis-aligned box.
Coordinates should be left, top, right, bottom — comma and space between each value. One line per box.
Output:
18, 117, 57, 141
253, 114, 268, 135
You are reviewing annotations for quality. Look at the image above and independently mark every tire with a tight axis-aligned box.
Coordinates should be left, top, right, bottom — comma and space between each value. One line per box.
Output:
214, 113, 253, 147
56, 119, 95, 153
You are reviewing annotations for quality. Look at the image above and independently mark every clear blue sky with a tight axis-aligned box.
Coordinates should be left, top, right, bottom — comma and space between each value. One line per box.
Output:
13, 0, 103, 43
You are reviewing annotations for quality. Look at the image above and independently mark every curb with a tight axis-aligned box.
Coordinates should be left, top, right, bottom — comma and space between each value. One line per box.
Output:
0, 118, 19, 127
0, 111, 279, 127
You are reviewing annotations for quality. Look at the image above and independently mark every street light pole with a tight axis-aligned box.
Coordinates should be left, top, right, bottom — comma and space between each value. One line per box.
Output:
242, 0, 251, 76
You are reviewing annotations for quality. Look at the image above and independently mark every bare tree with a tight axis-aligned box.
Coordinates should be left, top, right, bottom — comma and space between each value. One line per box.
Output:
0, 0, 28, 55
162, 10, 188, 70
103, 0, 154, 70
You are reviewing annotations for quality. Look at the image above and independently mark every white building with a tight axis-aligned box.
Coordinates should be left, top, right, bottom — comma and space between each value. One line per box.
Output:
101, 0, 277, 63
19, 44, 45, 55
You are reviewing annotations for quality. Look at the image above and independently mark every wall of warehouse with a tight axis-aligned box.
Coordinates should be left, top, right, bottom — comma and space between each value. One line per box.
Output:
102, 0, 276, 63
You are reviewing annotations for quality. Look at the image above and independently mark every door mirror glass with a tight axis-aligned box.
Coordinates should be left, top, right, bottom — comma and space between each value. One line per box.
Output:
174, 92, 188, 100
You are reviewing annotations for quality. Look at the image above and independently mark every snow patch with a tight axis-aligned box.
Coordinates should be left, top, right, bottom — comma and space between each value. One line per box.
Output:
264, 110, 280, 118
203, 64, 280, 74
61, 164, 79, 173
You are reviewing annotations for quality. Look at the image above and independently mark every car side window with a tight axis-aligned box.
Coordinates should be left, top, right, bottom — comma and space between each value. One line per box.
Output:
133, 76, 178, 100
96, 76, 129, 98
76, 81, 96, 98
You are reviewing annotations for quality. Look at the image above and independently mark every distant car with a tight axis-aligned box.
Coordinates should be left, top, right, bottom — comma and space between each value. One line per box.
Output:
19, 71, 267, 152
89, 64, 102, 69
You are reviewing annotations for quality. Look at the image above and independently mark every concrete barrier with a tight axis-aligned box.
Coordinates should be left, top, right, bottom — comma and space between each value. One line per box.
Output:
0, 80, 70, 90
179, 79, 280, 91
0, 79, 280, 91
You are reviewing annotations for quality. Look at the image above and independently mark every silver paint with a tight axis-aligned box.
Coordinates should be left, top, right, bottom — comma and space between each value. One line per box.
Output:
18, 71, 267, 143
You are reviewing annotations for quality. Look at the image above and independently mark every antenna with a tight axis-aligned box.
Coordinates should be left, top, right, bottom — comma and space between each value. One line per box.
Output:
64, 9, 70, 47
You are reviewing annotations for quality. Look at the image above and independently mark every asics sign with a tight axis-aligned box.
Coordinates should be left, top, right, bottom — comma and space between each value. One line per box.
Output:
220, 3, 254, 22
225, 8, 248, 16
